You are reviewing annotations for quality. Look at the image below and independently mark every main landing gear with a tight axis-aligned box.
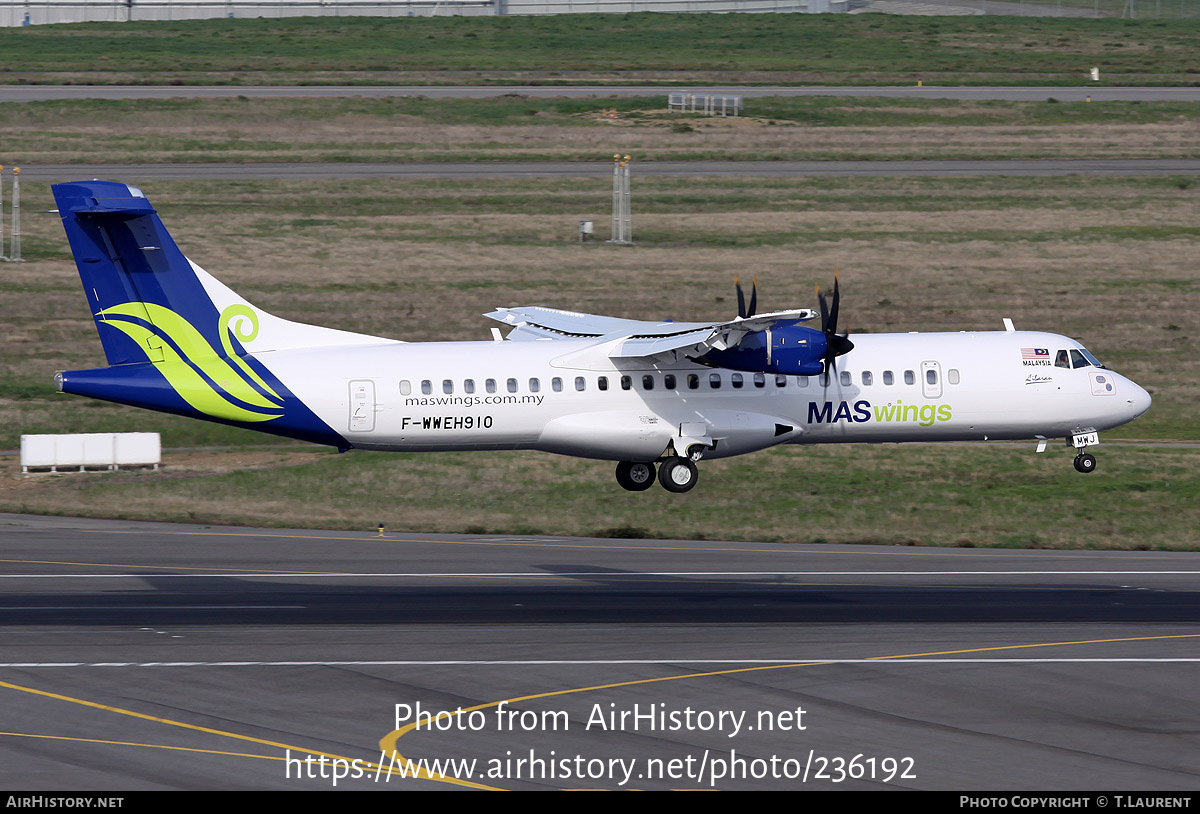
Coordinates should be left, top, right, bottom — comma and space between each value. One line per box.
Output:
615, 457, 700, 493
1073, 452, 1097, 473
615, 460, 656, 491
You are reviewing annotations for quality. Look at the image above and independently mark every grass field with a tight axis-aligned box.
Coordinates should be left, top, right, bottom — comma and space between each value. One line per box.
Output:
1, 14, 1199, 85
0, 172, 1196, 547
3, 174, 1195, 444
2, 444, 1197, 549
3, 96, 1200, 164
0, 16, 1196, 546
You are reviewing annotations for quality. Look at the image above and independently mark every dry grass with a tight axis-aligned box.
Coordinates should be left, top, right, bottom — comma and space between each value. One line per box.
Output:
1, 173, 1196, 546
4, 175, 1196, 361
1, 444, 1196, 549
2, 98, 1200, 164
7, 121, 1198, 164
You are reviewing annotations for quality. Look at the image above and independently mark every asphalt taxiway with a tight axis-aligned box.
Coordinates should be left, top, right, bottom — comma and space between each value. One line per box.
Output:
1, 512, 1198, 790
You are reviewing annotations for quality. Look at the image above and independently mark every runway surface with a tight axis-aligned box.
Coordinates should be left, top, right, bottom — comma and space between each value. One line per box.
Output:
18, 159, 1200, 183
4, 85, 1200, 103
1, 512, 1198, 790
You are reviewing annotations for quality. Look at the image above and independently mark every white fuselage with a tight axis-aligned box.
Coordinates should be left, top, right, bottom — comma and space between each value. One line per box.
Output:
262, 329, 1151, 462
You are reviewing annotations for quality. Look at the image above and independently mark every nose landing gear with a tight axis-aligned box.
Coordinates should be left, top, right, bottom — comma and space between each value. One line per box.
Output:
1068, 429, 1100, 474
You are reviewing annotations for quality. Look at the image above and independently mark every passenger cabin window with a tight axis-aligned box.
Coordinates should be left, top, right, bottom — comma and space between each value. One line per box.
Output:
642, 375, 655, 390
421, 380, 432, 395
926, 369, 938, 386
486, 379, 497, 394
947, 369, 960, 385
529, 378, 540, 393
883, 370, 894, 386
399, 380, 411, 396
620, 375, 632, 391
731, 373, 744, 389
861, 371, 872, 386
819, 373, 829, 387
709, 373, 722, 389
575, 376, 586, 391
776, 375, 788, 387
840, 371, 851, 387
904, 370, 915, 385
664, 374, 676, 390
464, 379, 475, 394
552, 377, 563, 392
507, 378, 518, 393
754, 373, 765, 388
688, 374, 700, 390
598, 376, 609, 391
442, 379, 453, 395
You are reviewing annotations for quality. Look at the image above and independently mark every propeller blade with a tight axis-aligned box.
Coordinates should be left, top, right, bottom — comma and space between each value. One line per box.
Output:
735, 276, 747, 319
748, 276, 758, 319
816, 275, 853, 375
828, 275, 841, 337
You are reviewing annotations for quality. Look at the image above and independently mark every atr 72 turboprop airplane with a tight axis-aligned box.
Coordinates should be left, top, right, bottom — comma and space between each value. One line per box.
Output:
51, 180, 1151, 493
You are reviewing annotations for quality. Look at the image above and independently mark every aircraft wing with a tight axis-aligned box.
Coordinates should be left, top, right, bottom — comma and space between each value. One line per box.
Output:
485, 306, 818, 359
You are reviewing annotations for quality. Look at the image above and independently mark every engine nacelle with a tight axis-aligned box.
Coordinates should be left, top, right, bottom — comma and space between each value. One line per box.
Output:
700, 323, 826, 376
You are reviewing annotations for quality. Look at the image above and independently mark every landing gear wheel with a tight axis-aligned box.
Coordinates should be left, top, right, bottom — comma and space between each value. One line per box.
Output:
657, 457, 698, 493
616, 461, 656, 492
1074, 453, 1097, 474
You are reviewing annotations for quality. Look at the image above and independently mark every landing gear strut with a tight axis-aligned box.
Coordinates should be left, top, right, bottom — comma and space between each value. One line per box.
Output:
615, 461, 656, 491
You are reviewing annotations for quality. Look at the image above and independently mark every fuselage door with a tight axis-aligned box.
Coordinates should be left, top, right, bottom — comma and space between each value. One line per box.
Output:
349, 379, 377, 433
921, 360, 942, 400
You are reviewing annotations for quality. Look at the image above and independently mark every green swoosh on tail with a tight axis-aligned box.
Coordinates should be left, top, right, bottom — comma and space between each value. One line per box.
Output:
97, 302, 283, 422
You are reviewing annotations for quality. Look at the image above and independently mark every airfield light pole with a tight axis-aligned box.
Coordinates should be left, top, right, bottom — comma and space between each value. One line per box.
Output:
6, 168, 22, 263
0, 166, 5, 261
608, 154, 633, 245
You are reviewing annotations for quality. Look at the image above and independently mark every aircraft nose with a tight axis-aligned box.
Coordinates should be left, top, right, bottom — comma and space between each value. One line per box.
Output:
1125, 379, 1152, 420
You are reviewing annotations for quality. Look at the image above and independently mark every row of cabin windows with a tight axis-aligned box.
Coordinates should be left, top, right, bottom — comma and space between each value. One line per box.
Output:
398, 368, 960, 396
400, 377, 564, 396
845, 368, 961, 387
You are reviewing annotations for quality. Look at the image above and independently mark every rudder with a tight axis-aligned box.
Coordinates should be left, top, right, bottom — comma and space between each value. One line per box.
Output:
54, 180, 229, 366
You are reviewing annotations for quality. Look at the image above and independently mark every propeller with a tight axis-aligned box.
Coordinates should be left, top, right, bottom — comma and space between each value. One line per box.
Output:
735, 275, 757, 319
817, 275, 854, 378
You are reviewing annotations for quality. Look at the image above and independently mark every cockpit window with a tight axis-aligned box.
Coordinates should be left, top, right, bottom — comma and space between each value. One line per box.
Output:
1055, 350, 1070, 369
1069, 349, 1089, 369
1079, 347, 1106, 369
